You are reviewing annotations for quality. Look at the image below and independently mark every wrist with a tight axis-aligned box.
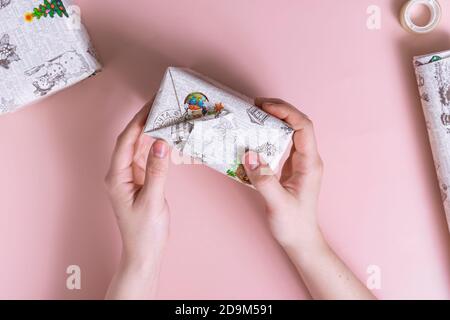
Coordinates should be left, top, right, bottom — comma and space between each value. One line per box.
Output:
106, 252, 162, 300
119, 248, 164, 277
280, 226, 329, 259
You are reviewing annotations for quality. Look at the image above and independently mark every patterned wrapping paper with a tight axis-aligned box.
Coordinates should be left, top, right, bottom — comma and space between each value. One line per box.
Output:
0, 0, 101, 114
144, 67, 294, 187
414, 50, 450, 231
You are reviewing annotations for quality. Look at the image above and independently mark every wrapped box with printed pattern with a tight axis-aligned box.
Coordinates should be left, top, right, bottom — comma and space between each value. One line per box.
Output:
0, 0, 101, 114
144, 67, 294, 187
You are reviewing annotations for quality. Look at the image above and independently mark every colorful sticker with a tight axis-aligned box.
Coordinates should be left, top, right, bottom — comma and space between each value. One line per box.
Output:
24, 0, 68, 22
183, 92, 224, 119
227, 160, 251, 185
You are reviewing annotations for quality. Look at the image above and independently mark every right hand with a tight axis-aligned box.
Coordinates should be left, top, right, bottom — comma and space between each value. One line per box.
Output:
243, 98, 324, 251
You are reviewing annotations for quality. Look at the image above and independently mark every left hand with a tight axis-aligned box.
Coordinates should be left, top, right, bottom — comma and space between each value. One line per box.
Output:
105, 102, 171, 299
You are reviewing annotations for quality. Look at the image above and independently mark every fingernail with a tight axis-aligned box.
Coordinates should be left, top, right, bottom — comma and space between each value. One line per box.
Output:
152, 140, 168, 159
244, 151, 260, 171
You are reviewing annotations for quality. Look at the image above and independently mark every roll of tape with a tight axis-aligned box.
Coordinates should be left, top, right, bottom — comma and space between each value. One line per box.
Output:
400, 0, 441, 34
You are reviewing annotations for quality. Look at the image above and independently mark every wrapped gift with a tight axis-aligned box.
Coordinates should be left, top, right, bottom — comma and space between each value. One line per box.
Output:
144, 67, 294, 186
414, 50, 450, 231
0, 0, 101, 114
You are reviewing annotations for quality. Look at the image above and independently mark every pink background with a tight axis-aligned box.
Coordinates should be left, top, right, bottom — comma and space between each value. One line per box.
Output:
0, 0, 450, 299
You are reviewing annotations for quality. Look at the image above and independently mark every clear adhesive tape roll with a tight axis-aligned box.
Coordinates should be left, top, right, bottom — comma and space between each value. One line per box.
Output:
400, 0, 442, 34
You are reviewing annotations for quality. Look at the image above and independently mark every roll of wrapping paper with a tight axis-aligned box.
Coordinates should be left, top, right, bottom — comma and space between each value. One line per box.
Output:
414, 50, 450, 231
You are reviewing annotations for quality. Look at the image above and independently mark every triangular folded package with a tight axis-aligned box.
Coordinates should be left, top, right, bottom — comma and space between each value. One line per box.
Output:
0, 0, 101, 115
143, 67, 294, 186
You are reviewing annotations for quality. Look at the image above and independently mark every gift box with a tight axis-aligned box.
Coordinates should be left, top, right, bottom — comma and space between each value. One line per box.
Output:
144, 67, 294, 186
0, 0, 101, 114
414, 50, 450, 232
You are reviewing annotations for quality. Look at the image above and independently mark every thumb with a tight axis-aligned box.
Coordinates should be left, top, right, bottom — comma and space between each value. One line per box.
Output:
243, 151, 286, 208
137, 139, 170, 205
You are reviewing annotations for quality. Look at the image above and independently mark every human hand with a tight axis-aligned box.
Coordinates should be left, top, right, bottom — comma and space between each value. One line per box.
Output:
243, 98, 375, 300
105, 102, 170, 299
243, 98, 324, 251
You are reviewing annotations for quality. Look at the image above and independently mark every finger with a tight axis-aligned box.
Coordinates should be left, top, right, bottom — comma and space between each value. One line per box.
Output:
255, 97, 288, 107
260, 102, 319, 159
108, 101, 152, 179
280, 146, 295, 181
242, 151, 286, 208
133, 135, 153, 186
136, 139, 170, 205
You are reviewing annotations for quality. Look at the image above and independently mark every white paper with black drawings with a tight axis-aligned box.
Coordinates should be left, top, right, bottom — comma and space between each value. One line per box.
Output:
144, 67, 294, 187
0, 0, 101, 114
414, 50, 450, 231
